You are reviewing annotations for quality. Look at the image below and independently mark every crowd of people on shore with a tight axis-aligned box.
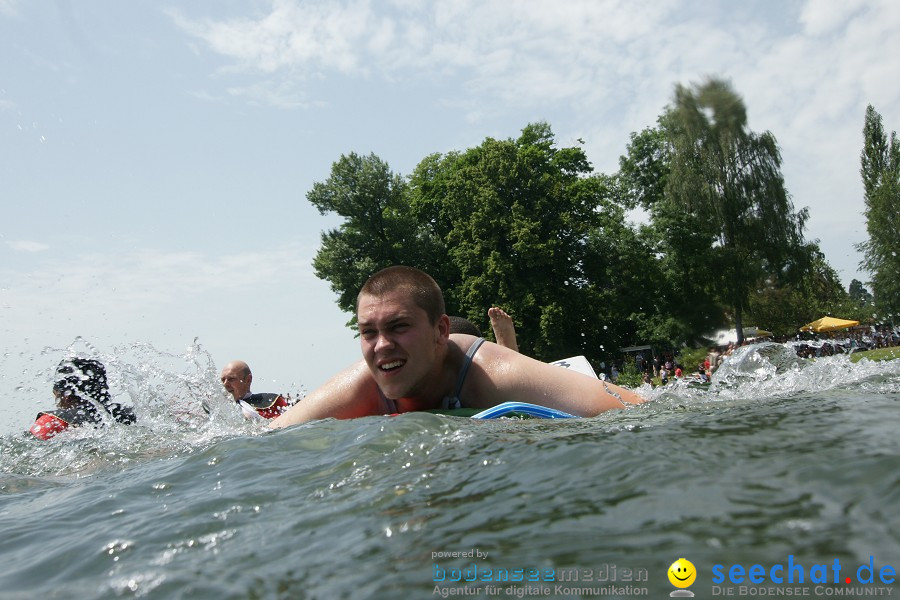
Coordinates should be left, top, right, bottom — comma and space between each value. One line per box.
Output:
604, 342, 740, 388
601, 322, 900, 386
785, 324, 898, 358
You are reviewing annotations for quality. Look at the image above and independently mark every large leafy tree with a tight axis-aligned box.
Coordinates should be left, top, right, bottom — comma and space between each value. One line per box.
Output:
310, 125, 648, 363
409, 123, 628, 361
617, 125, 725, 346
578, 177, 665, 357
309, 152, 441, 319
858, 105, 900, 322
664, 78, 810, 344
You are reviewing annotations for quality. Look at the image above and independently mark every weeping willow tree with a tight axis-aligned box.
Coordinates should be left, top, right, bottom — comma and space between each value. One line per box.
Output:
664, 78, 809, 344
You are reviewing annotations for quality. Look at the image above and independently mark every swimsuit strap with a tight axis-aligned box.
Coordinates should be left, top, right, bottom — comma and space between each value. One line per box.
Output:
442, 337, 486, 410
376, 387, 399, 414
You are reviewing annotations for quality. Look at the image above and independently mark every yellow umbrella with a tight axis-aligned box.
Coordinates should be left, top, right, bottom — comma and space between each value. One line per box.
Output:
800, 317, 860, 333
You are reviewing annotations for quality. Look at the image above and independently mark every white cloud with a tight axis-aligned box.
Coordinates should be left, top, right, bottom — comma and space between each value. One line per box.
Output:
7, 240, 49, 252
170, 0, 900, 127
170, 0, 899, 285
799, 0, 867, 35
0, 244, 331, 354
169, 0, 374, 75
170, 0, 689, 107
0, 0, 18, 17
1, 244, 316, 313
0, 241, 356, 358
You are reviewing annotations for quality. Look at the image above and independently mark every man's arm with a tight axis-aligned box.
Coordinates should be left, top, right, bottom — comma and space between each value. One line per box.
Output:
268, 360, 383, 429
466, 342, 645, 416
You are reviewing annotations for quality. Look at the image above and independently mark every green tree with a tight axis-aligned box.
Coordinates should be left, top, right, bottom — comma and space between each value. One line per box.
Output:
408, 123, 627, 361
665, 78, 810, 344
617, 125, 669, 211
309, 126, 651, 366
579, 181, 667, 355
309, 152, 440, 320
858, 105, 900, 322
848, 279, 873, 305
617, 124, 726, 347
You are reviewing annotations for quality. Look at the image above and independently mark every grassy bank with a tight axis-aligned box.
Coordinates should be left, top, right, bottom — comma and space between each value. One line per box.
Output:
849, 347, 900, 362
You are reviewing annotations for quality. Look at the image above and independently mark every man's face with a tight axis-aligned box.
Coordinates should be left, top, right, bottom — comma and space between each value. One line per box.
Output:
357, 289, 448, 400
220, 365, 251, 401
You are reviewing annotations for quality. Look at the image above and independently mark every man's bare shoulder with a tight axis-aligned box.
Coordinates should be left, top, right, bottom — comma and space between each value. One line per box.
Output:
269, 360, 383, 428
464, 341, 644, 414
460, 340, 547, 406
469, 341, 568, 382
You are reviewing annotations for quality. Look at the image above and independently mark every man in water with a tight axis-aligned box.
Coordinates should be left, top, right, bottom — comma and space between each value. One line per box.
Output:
29, 357, 136, 439
219, 360, 291, 419
270, 266, 643, 428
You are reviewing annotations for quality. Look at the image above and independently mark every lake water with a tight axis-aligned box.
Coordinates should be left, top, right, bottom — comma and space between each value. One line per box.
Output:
1, 343, 898, 599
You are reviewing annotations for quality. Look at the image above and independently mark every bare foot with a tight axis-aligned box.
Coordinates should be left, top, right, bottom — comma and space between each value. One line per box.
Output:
488, 307, 519, 352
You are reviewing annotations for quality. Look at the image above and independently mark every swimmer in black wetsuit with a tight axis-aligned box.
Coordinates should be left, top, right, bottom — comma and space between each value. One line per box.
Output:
29, 358, 136, 440
270, 266, 645, 429
219, 360, 292, 420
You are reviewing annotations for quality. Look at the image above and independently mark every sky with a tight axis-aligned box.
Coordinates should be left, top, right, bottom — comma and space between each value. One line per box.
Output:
2, 0, 898, 433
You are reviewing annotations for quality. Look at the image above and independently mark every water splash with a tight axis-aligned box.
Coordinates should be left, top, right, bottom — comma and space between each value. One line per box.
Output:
0, 337, 271, 479
709, 342, 806, 388
3, 338, 897, 481
647, 341, 900, 407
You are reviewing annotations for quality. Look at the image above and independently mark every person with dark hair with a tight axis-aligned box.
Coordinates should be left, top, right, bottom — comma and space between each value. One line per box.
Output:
448, 316, 482, 337
219, 360, 291, 420
271, 266, 644, 428
29, 358, 136, 440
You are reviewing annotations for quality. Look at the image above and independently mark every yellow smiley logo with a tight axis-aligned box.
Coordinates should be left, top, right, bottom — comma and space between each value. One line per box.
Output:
668, 558, 696, 588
